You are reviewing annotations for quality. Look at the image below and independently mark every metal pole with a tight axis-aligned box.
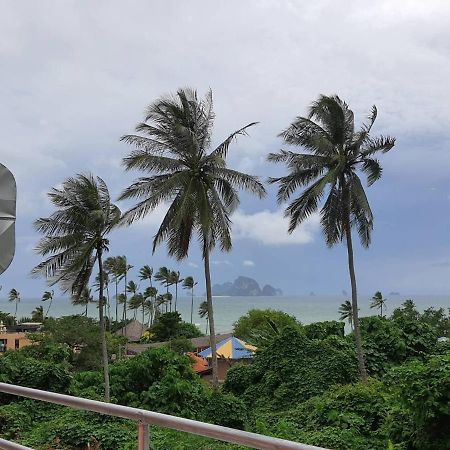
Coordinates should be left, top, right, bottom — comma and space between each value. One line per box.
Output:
138, 421, 149, 450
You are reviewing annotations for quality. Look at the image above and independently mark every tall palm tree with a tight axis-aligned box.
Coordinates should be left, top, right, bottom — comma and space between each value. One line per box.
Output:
370, 291, 387, 318
41, 290, 54, 319
128, 293, 143, 321
32, 173, 120, 402
268, 95, 395, 380
8, 288, 20, 322
183, 276, 198, 324
143, 286, 158, 326
116, 256, 132, 322
139, 265, 153, 288
119, 88, 266, 387
170, 270, 184, 312
198, 300, 209, 334
72, 287, 94, 316
154, 267, 173, 310
338, 300, 354, 330
104, 256, 123, 323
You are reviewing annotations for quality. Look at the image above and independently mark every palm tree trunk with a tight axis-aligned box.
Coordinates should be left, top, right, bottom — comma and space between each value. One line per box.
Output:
204, 247, 219, 389
45, 298, 52, 319
115, 279, 118, 323
14, 301, 18, 322
175, 282, 178, 312
344, 219, 368, 381
123, 268, 128, 323
190, 288, 194, 324
97, 247, 111, 402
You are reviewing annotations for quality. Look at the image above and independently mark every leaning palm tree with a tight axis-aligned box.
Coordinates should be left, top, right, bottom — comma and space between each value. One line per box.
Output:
339, 300, 354, 330
154, 267, 173, 310
183, 276, 198, 324
370, 291, 387, 318
139, 265, 153, 288
170, 270, 184, 312
72, 287, 94, 316
117, 256, 132, 322
119, 88, 266, 387
8, 288, 20, 322
268, 95, 395, 380
198, 300, 209, 334
41, 290, 54, 319
128, 293, 143, 321
32, 173, 120, 402
31, 305, 44, 322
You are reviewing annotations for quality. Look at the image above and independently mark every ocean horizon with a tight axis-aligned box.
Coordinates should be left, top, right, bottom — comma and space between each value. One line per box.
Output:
1, 294, 448, 334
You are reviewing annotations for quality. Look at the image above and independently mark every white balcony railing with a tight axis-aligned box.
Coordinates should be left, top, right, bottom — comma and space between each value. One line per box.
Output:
0, 382, 328, 450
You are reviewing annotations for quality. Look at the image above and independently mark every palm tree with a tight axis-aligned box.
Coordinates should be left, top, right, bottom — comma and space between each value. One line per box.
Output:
116, 256, 132, 322
104, 256, 123, 323
370, 291, 387, 318
8, 288, 20, 322
72, 287, 93, 316
119, 88, 266, 387
128, 293, 143, 321
31, 305, 44, 322
154, 267, 173, 310
41, 290, 54, 319
198, 300, 209, 334
139, 265, 153, 288
183, 276, 198, 323
339, 300, 354, 330
32, 173, 120, 402
170, 271, 184, 312
144, 286, 158, 326
268, 95, 395, 380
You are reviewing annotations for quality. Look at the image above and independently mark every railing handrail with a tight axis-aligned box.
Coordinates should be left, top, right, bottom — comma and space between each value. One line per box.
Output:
0, 382, 327, 450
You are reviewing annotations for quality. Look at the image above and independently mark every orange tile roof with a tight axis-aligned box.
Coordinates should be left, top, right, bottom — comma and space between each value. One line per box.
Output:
186, 352, 210, 373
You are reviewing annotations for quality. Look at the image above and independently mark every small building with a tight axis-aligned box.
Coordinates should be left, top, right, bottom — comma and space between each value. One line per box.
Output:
114, 320, 146, 342
198, 336, 257, 382
0, 321, 41, 353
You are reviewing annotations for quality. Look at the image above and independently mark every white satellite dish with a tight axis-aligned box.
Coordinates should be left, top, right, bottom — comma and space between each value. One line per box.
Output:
0, 163, 16, 275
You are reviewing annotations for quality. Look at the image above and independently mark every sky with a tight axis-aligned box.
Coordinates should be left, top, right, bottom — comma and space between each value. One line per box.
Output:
1, 0, 450, 298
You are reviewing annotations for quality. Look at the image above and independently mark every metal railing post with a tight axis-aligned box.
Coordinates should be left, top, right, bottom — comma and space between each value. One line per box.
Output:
138, 421, 149, 450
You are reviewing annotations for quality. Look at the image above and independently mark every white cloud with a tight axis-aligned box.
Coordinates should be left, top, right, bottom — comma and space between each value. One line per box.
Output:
188, 262, 199, 268
211, 259, 232, 266
243, 259, 255, 267
232, 209, 320, 245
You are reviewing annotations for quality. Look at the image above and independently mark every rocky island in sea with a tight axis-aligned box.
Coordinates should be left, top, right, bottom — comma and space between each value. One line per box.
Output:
212, 276, 282, 296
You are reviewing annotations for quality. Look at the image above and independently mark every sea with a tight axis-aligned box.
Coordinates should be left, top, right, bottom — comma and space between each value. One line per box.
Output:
1, 294, 449, 333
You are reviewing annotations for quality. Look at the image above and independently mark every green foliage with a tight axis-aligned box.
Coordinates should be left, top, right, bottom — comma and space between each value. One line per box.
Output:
0, 351, 72, 398
0, 311, 14, 326
304, 320, 345, 340
166, 337, 195, 355
108, 347, 206, 416
233, 309, 300, 344
201, 391, 248, 430
224, 326, 358, 410
150, 312, 203, 342
384, 353, 450, 449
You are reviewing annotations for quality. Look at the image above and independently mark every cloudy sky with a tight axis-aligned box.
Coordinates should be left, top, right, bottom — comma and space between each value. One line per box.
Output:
1, 0, 450, 297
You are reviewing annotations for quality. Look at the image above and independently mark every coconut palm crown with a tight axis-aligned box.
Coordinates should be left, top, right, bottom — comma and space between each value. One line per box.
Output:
268, 95, 395, 380
119, 88, 266, 387
31, 173, 120, 402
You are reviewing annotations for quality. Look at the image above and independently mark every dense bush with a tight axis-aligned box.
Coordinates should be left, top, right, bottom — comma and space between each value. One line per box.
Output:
149, 312, 203, 342
224, 326, 358, 410
233, 309, 300, 345
383, 353, 450, 449
0, 351, 72, 399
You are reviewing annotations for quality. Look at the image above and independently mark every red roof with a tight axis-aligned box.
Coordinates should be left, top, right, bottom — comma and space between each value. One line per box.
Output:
186, 352, 210, 373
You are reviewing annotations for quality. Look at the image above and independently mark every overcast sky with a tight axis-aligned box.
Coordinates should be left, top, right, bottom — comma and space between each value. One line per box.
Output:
1, 0, 450, 297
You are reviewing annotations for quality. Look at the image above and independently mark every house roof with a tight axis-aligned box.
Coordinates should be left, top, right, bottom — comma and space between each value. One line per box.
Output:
115, 320, 146, 342
199, 336, 256, 360
186, 352, 210, 373
125, 332, 234, 355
